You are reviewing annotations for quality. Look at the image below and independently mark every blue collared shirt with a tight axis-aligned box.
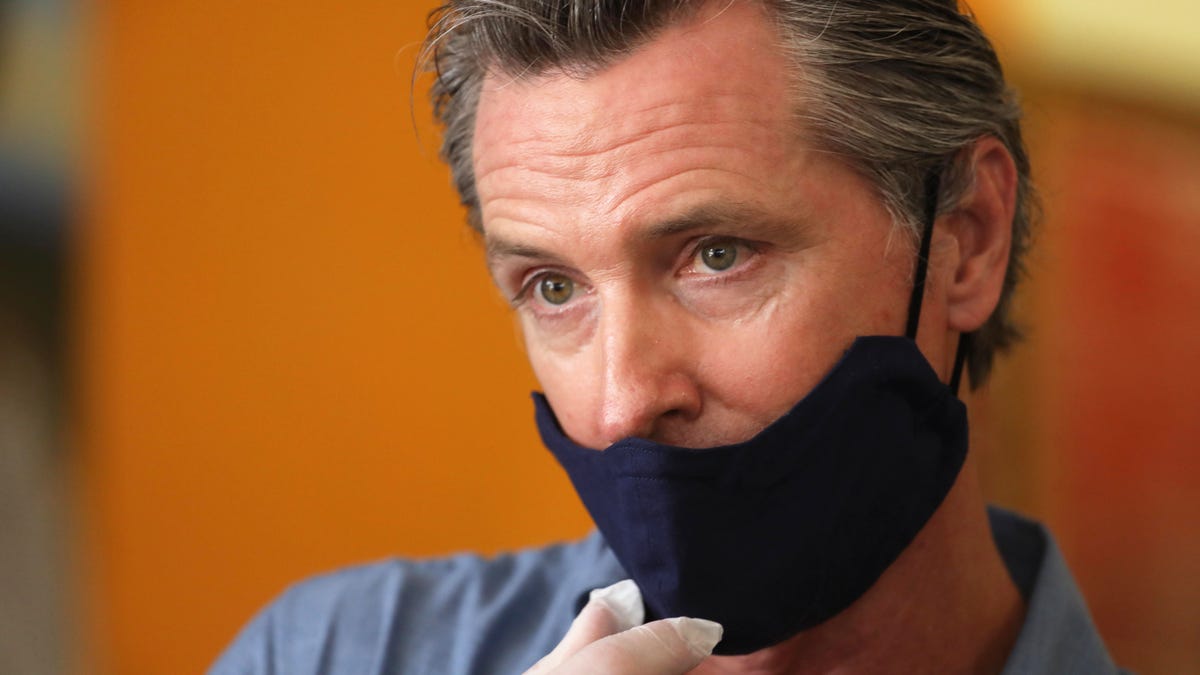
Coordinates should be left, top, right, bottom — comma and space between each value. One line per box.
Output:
211, 508, 1125, 674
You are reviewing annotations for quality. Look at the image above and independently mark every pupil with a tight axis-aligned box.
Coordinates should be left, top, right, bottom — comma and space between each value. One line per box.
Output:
702, 244, 737, 270
539, 276, 574, 305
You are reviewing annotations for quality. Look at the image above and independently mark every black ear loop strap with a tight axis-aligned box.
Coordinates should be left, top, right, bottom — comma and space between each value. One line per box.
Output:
905, 168, 970, 396
905, 170, 941, 341
948, 332, 970, 395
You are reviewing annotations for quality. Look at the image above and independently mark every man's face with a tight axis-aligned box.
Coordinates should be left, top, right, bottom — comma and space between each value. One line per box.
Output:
474, 1, 943, 449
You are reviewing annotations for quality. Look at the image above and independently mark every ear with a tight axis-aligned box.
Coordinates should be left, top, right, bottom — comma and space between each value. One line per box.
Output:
942, 136, 1016, 333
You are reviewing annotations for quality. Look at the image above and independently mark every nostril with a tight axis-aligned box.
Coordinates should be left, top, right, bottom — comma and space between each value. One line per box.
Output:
660, 407, 690, 423
663, 383, 704, 420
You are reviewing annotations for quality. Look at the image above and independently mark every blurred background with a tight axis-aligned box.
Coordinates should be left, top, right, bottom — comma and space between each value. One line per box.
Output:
0, 0, 1195, 673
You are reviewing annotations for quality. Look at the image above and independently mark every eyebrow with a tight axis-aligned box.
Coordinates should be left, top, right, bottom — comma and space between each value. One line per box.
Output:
640, 201, 801, 242
485, 237, 563, 264
484, 201, 804, 267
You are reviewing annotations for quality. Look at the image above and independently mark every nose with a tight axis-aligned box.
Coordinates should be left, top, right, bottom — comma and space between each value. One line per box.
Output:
594, 296, 702, 445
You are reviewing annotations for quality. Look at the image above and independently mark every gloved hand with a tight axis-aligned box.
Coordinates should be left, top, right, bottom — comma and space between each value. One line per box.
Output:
525, 579, 723, 674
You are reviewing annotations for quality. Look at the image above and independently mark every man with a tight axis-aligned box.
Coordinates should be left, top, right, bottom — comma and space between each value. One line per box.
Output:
213, 1, 1124, 672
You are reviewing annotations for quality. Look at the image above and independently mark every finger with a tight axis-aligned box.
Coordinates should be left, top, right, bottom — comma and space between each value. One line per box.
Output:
555, 616, 724, 675
525, 580, 644, 674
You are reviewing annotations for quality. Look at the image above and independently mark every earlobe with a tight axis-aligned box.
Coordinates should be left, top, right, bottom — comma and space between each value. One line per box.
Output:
944, 137, 1017, 333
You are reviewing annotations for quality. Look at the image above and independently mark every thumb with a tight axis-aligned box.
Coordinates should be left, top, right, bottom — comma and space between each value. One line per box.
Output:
561, 616, 724, 674
525, 580, 644, 673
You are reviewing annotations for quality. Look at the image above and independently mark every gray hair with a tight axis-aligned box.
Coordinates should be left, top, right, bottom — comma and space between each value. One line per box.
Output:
420, 0, 1036, 388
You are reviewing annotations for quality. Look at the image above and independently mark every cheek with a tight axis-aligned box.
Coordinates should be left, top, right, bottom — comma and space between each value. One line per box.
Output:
697, 256, 906, 423
825, 238, 914, 336
522, 329, 598, 435
693, 295, 839, 425
524, 332, 569, 397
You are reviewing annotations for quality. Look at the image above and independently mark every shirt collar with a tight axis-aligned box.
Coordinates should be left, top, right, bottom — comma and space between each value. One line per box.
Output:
990, 507, 1123, 675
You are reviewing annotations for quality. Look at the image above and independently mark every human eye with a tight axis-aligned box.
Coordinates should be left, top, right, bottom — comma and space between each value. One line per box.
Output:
686, 237, 753, 276
674, 234, 774, 320
534, 272, 575, 306
513, 269, 589, 315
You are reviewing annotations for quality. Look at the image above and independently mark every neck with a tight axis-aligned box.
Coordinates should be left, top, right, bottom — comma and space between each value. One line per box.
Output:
693, 455, 1025, 675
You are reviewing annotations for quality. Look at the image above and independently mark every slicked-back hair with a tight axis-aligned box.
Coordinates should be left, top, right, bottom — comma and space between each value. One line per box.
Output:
420, 0, 1036, 388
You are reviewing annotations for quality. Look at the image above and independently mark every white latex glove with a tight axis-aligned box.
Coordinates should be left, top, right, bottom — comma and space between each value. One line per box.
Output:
525, 579, 723, 674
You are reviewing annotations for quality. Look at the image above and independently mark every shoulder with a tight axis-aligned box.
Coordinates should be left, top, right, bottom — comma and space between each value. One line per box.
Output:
209, 532, 624, 675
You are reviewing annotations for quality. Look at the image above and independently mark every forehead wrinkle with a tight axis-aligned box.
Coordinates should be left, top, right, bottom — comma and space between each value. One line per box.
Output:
474, 81, 788, 169
539, 93, 784, 156
528, 97, 785, 159
479, 137, 787, 227
477, 167, 613, 228
550, 122, 786, 178
597, 159, 785, 224
477, 127, 796, 216
480, 157, 810, 259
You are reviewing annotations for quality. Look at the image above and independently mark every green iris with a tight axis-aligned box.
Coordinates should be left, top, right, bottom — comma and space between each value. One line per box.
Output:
701, 243, 738, 271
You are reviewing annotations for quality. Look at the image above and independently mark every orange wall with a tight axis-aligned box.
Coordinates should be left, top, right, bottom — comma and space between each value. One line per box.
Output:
83, 3, 591, 673
82, 3, 1199, 674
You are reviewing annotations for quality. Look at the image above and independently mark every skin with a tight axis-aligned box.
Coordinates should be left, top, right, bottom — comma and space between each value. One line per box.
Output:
473, 1, 1024, 672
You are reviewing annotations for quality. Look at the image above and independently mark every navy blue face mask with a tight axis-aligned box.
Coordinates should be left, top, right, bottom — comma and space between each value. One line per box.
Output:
534, 173, 971, 655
